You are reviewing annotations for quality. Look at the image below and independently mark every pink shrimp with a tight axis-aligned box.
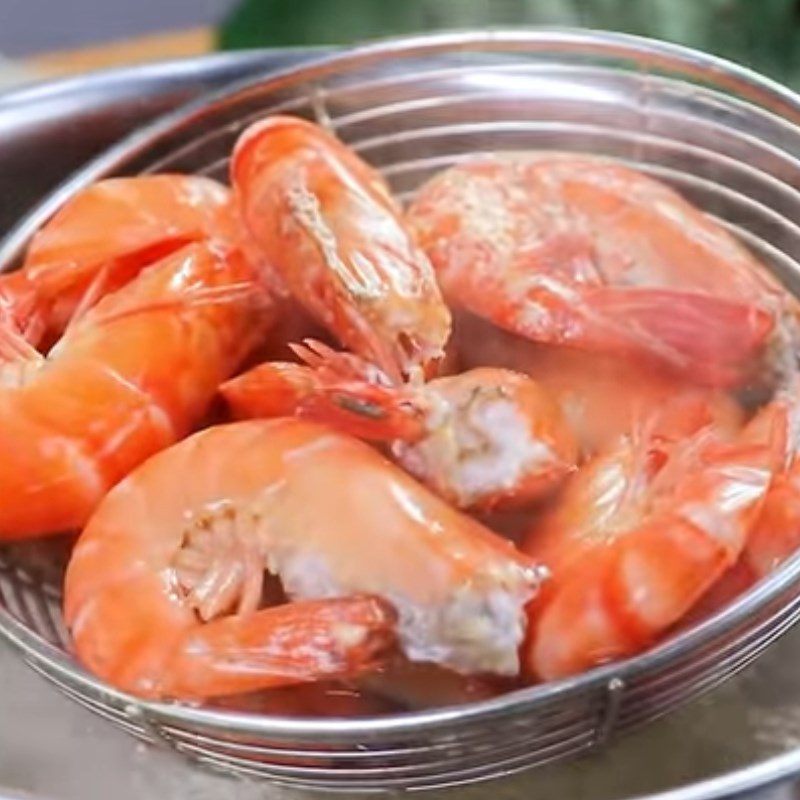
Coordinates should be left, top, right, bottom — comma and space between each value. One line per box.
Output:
407, 155, 783, 387
221, 341, 578, 511
521, 391, 789, 680
64, 419, 541, 699
231, 115, 451, 382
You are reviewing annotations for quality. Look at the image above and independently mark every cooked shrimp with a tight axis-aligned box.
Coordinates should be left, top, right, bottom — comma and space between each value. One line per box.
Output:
521, 391, 789, 680
0, 241, 272, 539
407, 155, 781, 387
689, 372, 800, 602
64, 419, 541, 699
232, 116, 451, 382
672, 384, 800, 624
221, 341, 577, 510
0, 174, 233, 353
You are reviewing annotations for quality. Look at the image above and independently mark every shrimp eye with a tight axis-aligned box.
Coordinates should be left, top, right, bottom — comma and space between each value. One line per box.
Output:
334, 394, 387, 419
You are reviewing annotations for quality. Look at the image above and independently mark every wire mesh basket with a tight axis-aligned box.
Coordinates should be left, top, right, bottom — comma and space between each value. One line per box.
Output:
3, 29, 800, 792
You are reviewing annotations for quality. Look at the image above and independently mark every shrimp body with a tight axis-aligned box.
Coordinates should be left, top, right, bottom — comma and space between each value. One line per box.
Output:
522, 394, 787, 679
232, 116, 451, 381
65, 419, 541, 699
0, 242, 271, 539
407, 155, 778, 387
0, 175, 233, 348
222, 344, 577, 510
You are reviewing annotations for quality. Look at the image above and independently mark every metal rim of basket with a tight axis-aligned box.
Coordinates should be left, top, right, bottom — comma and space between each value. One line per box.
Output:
2, 27, 800, 743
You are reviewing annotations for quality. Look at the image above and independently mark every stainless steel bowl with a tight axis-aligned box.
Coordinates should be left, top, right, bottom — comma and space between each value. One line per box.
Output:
3, 29, 800, 792
0, 49, 322, 235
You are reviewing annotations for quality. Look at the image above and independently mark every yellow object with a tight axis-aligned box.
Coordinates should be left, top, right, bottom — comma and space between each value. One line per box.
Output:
26, 27, 213, 77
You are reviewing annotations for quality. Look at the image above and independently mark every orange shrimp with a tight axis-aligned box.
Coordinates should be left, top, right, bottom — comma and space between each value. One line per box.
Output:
231, 116, 451, 382
221, 341, 577, 510
709, 411, 800, 592
0, 174, 233, 355
521, 391, 789, 680
0, 241, 272, 539
64, 419, 541, 699
407, 155, 781, 387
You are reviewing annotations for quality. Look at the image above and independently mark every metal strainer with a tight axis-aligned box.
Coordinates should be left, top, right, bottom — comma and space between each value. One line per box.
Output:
3, 29, 800, 792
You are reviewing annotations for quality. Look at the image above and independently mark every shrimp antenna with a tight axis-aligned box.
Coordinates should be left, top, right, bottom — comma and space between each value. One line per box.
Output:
309, 86, 335, 133
290, 339, 394, 386
81, 281, 271, 330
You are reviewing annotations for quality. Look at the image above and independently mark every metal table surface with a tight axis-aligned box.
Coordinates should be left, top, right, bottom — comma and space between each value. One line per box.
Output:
3, 48, 800, 800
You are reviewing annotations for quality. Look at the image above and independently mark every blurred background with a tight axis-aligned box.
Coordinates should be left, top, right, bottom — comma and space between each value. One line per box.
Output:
2, 0, 800, 87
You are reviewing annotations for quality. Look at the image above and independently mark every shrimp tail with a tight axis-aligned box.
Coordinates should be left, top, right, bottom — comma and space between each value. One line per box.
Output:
461, 276, 771, 389
222, 339, 428, 442
162, 596, 397, 700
